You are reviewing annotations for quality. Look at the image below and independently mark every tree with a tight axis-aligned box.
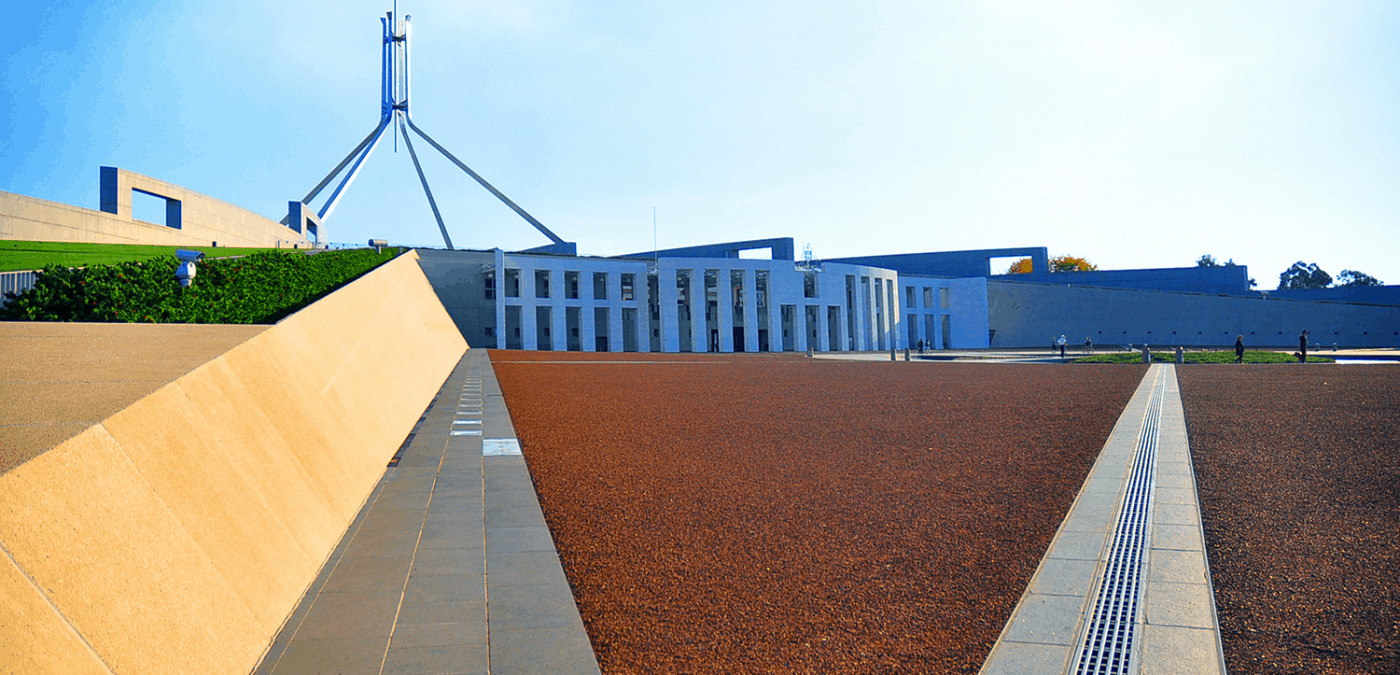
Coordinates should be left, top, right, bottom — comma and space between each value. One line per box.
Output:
1336, 269, 1383, 287
1005, 255, 1098, 274
1049, 255, 1098, 272
1277, 261, 1332, 290
1196, 254, 1219, 267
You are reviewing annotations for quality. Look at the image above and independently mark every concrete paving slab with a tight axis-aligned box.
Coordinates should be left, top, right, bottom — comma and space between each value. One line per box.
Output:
404, 574, 487, 604
488, 626, 603, 675
1043, 530, 1110, 562
1135, 624, 1223, 675
487, 527, 556, 554
998, 593, 1086, 646
410, 547, 486, 576
1150, 524, 1205, 552
979, 641, 1073, 675
487, 584, 586, 631
269, 637, 389, 675
1143, 581, 1216, 629
293, 591, 402, 639
390, 621, 489, 648
256, 349, 599, 675
382, 645, 489, 675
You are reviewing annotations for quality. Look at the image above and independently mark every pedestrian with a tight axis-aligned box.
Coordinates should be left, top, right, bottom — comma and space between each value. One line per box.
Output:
1057, 334, 1067, 357
1084, 337, 1093, 354
1234, 335, 1244, 364
1298, 330, 1309, 363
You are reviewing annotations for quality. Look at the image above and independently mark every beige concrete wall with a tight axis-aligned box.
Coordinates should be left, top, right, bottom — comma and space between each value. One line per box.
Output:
0, 251, 467, 675
1, 168, 314, 248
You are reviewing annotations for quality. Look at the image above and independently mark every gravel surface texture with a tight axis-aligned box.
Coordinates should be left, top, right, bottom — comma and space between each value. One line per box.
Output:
1178, 366, 1400, 675
491, 351, 1146, 674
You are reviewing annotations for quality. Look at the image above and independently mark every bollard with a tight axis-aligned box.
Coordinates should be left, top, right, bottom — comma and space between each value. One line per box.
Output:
1142, 346, 1151, 364
890, 348, 896, 361
903, 348, 910, 362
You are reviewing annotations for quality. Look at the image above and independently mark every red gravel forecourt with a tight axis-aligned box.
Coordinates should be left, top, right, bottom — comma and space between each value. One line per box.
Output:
491, 351, 1146, 674
1178, 366, 1400, 675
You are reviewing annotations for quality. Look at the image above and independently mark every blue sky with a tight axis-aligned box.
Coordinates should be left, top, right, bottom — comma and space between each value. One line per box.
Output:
4, 1, 1398, 287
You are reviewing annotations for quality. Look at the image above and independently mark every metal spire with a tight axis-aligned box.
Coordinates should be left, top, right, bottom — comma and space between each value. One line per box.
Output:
288, 9, 567, 250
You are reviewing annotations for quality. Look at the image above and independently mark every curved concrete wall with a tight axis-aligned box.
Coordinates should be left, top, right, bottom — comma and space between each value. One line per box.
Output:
1, 167, 314, 248
988, 280, 1400, 348
0, 251, 466, 674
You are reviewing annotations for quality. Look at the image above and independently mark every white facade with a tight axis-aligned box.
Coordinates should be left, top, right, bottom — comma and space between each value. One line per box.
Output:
485, 251, 991, 353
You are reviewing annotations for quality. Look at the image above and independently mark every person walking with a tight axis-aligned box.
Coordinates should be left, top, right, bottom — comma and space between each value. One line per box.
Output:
1057, 334, 1068, 358
1298, 330, 1309, 363
1234, 335, 1245, 364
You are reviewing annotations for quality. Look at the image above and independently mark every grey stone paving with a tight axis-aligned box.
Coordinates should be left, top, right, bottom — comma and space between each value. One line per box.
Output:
979, 364, 1226, 675
255, 349, 599, 675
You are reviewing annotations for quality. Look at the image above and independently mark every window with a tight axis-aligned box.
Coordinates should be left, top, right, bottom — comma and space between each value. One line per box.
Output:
804, 272, 818, 299
923, 287, 933, 308
535, 270, 551, 299
905, 286, 915, 308
483, 272, 496, 299
504, 269, 520, 298
565, 271, 580, 299
593, 272, 608, 300
940, 288, 951, 309
484, 326, 495, 337
621, 273, 635, 301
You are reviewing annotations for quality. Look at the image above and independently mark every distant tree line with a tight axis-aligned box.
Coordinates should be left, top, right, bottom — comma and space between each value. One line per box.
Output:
1197, 254, 1382, 290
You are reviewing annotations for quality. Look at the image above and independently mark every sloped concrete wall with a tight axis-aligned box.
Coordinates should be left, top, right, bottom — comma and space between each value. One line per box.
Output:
0, 250, 466, 675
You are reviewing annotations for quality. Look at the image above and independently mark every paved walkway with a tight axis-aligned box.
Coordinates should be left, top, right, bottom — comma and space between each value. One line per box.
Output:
980, 364, 1226, 675
254, 349, 599, 675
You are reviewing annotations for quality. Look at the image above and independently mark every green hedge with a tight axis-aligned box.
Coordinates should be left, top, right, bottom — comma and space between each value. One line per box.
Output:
1, 248, 403, 324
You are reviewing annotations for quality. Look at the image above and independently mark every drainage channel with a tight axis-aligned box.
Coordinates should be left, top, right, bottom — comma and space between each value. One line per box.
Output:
1073, 370, 1164, 674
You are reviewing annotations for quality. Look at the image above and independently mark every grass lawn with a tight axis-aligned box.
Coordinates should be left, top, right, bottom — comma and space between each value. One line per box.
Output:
0, 240, 284, 272
1077, 350, 1334, 364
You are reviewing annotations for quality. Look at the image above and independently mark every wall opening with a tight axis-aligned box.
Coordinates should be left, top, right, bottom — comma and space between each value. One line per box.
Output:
845, 276, 857, 350
594, 307, 610, 351
828, 306, 843, 352
535, 270, 551, 299
647, 273, 661, 352
621, 273, 635, 302
131, 189, 177, 228
535, 306, 553, 350
941, 315, 953, 349
677, 270, 693, 352
730, 270, 745, 320
738, 247, 772, 259
593, 272, 609, 300
565, 271, 580, 299
781, 304, 796, 351
505, 306, 523, 349
566, 306, 581, 351
989, 256, 1027, 275
504, 269, 521, 298
622, 307, 639, 352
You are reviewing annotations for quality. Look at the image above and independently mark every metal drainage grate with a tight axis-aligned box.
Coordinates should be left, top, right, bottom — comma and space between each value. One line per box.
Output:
1074, 370, 1164, 675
